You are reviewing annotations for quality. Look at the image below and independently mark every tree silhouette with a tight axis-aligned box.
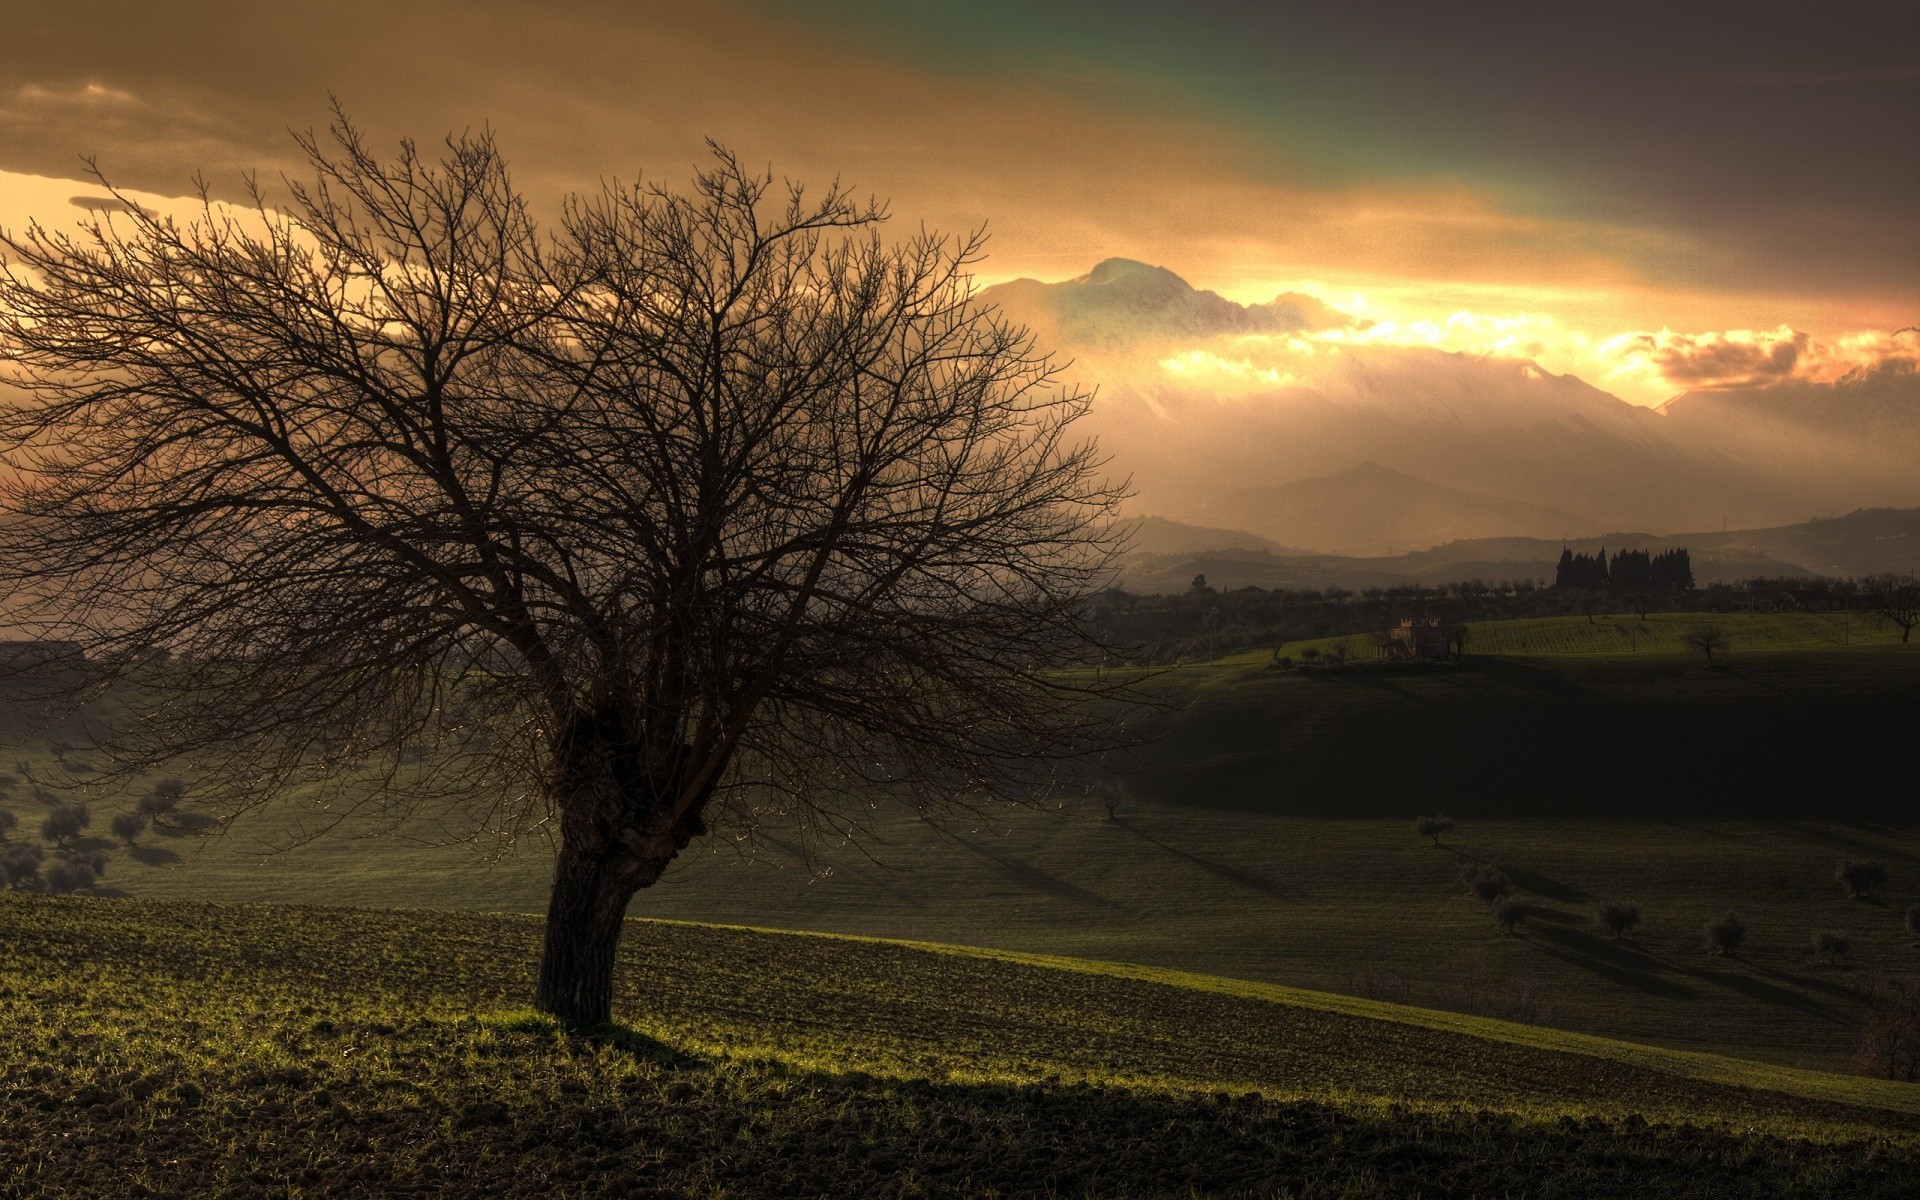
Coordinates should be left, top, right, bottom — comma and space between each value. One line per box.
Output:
0, 114, 1127, 1025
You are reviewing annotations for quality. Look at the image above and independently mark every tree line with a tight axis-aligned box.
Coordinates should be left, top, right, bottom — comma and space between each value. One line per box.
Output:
1553, 547, 1694, 594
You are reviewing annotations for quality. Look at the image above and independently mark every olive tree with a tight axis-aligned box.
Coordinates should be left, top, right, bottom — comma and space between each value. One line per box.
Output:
0, 116, 1126, 1025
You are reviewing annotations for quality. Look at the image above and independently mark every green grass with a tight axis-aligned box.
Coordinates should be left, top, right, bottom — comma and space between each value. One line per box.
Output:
4, 638, 1918, 1077
1254, 610, 1904, 664
2, 896, 1916, 1198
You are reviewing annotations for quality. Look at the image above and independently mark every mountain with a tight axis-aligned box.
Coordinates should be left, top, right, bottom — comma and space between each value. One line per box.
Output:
984, 257, 1349, 351
1118, 516, 1306, 556
977, 264, 1920, 548
1201, 462, 1594, 556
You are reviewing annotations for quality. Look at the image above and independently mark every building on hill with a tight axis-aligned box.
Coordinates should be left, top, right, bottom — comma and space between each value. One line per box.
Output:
1384, 618, 1449, 662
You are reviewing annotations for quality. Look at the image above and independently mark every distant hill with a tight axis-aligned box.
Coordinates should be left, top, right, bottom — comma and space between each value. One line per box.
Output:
1201, 461, 1595, 556
1118, 515, 1307, 556
1113, 506, 1920, 592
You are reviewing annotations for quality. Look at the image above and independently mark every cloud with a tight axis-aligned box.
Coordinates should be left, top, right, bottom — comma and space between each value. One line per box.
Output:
1600, 326, 1920, 393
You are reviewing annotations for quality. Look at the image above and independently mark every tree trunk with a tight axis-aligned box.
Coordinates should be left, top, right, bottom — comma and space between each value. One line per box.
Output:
533, 840, 647, 1027
530, 711, 715, 1027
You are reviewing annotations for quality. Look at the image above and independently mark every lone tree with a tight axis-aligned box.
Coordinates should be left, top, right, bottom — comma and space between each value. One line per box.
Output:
1704, 912, 1746, 956
1812, 929, 1853, 965
1682, 625, 1730, 666
1863, 573, 1920, 643
0, 117, 1126, 1025
1838, 859, 1889, 901
1597, 901, 1641, 941
1413, 814, 1455, 846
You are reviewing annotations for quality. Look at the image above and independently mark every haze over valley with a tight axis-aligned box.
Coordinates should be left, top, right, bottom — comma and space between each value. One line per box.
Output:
983, 258, 1920, 564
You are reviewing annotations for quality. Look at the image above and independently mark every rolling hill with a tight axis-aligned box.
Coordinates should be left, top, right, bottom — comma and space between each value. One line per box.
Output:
2, 897, 1915, 1197
6, 621, 1917, 1077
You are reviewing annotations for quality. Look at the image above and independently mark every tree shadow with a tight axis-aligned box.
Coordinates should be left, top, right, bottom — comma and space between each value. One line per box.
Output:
1524, 926, 1697, 1000
584, 1021, 704, 1067
946, 834, 1115, 908
126, 843, 181, 866
1681, 959, 1844, 1021
152, 812, 220, 837
1461, 658, 1598, 704
1520, 904, 1585, 927
1321, 672, 1431, 704
1502, 867, 1595, 906
1744, 959, 1868, 1004
1112, 820, 1293, 897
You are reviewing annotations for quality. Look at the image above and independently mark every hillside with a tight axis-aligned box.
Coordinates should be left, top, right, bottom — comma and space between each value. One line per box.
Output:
1202, 462, 1594, 557
1113, 506, 1920, 592
2, 898, 1916, 1197
5, 626, 1917, 1076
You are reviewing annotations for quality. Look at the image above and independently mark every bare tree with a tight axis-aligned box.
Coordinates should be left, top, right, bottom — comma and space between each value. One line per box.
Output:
1681, 625, 1730, 666
1856, 977, 1920, 1082
1413, 814, 1455, 846
1863, 574, 1920, 643
0, 115, 1128, 1025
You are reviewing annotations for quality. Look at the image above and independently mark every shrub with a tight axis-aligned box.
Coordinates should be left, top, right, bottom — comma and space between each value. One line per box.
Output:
1598, 902, 1642, 940
43, 858, 96, 895
0, 807, 15, 839
1, 843, 45, 890
1299, 647, 1321, 663
1856, 978, 1920, 1082
1493, 897, 1530, 935
39, 803, 90, 845
109, 811, 150, 844
1905, 905, 1920, 940
1414, 814, 1456, 846
1837, 859, 1888, 901
1462, 864, 1511, 904
1704, 912, 1746, 955
1812, 929, 1853, 964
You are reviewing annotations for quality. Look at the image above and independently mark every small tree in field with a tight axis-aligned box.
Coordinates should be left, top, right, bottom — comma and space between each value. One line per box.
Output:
109, 811, 149, 845
1904, 905, 1920, 942
39, 803, 89, 846
1812, 929, 1852, 964
136, 779, 186, 827
1597, 901, 1641, 941
1, 843, 44, 890
1863, 574, 1920, 643
1414, 814, 1455, 846
1838, 859, 1888, 901
1463, 864, 1511, 904
1856, 977, 1920, 1081
0, 113, 1129, 1026
1493, 897, 1530, 935
1682, 625, 1730, 665
1705, 912, 1746, 955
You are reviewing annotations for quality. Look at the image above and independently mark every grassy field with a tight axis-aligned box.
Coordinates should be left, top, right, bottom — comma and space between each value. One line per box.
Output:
2, 626, 1917, 1076
1263, 609, 1906, 663
2, 896, 1916, 1198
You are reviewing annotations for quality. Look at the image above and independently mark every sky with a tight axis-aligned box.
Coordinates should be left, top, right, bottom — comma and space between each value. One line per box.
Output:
0, 0, 1913, 406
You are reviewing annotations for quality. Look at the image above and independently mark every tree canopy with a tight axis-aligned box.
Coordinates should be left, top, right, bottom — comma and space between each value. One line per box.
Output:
0, 115, 1128, 1023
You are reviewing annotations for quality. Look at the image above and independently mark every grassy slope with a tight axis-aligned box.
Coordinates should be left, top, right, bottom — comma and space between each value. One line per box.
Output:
2, 897, 1916, 1198
2, 617, 1917, 1074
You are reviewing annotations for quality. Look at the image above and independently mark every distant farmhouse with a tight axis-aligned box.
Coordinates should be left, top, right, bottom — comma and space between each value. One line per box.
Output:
1383, 618, 1449, 662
